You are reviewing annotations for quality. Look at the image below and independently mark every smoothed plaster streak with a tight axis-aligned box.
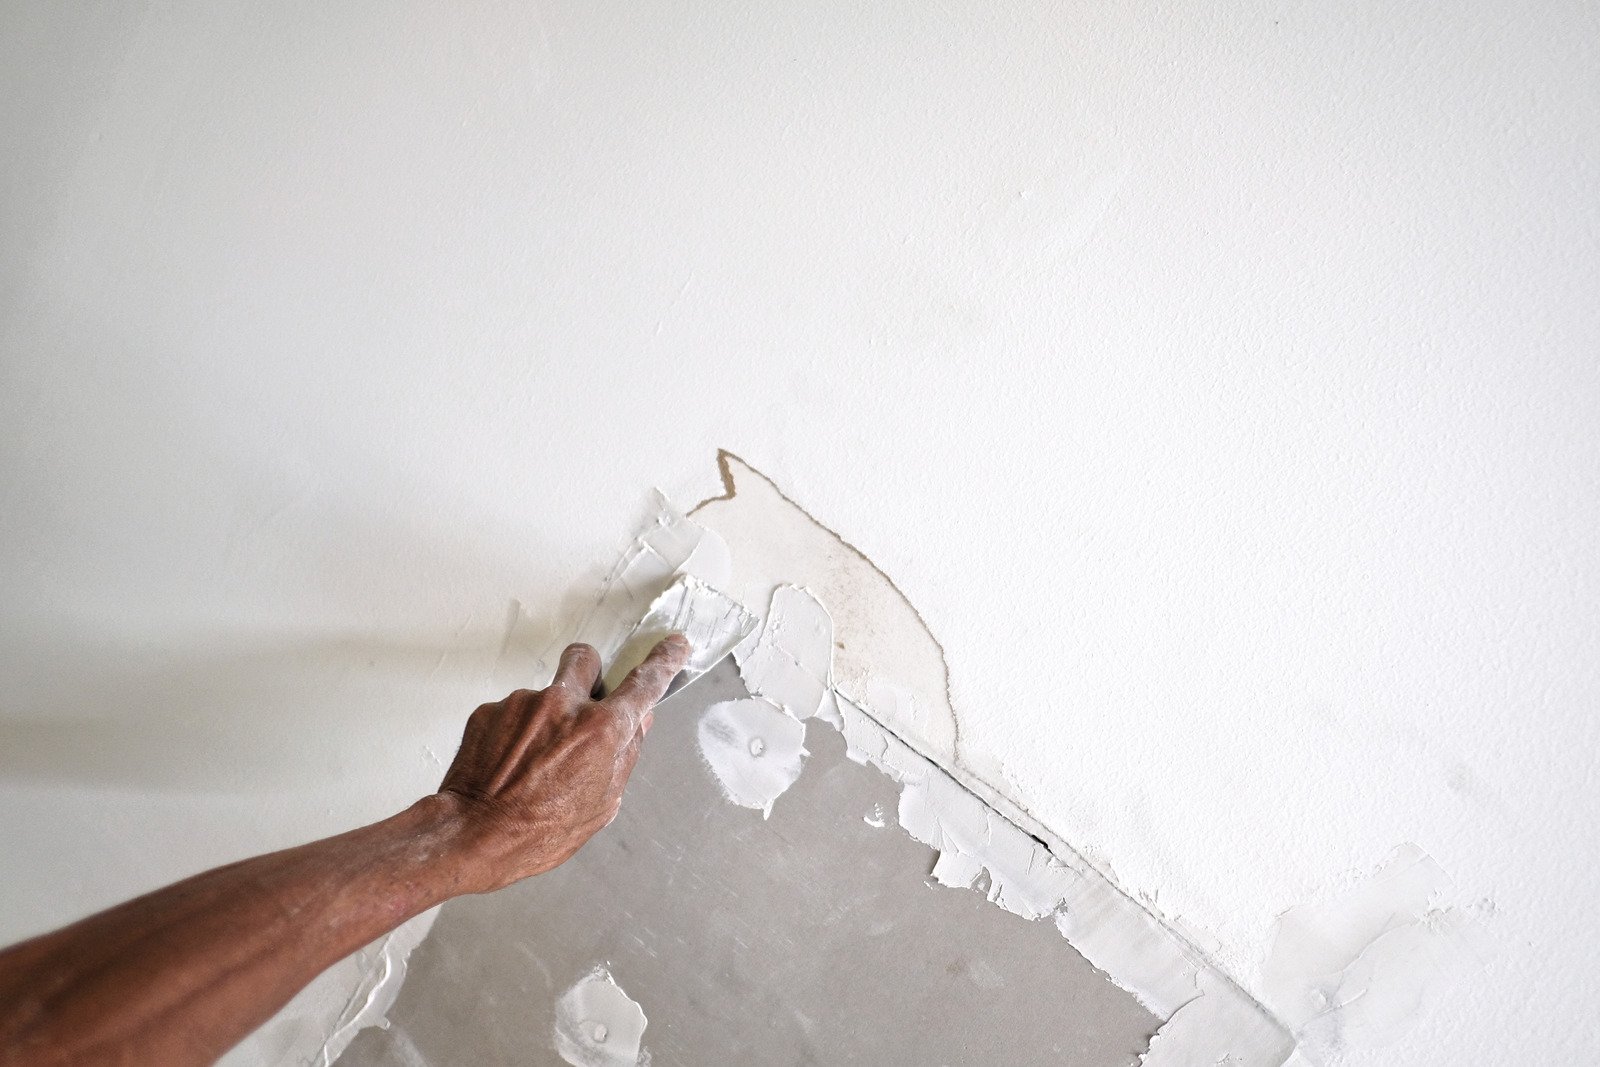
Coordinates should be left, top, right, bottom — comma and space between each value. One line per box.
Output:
1261, 845, 1489, 1060
309, 908, 439, 1067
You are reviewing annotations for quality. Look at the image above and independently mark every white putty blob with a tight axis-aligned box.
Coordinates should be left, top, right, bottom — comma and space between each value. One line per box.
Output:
556, 498, 743, 685
696, 697, 808, 818
553, 967, 649, 1067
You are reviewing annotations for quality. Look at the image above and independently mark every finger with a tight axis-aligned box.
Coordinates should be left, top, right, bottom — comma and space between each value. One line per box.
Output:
606, 633, 692, 720
550, 643, 602, 699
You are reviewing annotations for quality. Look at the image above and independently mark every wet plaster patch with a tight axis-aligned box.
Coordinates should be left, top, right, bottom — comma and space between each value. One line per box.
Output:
553, 967, 649, 1067
695, 697, 808, 818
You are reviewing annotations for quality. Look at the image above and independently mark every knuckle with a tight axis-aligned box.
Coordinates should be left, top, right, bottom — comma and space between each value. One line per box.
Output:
593, 712, 630, 747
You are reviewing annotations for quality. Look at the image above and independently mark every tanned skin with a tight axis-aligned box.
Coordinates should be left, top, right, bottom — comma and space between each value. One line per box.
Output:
0, 634, 692, 1067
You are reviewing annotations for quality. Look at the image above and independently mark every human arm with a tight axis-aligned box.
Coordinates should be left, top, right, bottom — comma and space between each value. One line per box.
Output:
0, 635, 690, 1067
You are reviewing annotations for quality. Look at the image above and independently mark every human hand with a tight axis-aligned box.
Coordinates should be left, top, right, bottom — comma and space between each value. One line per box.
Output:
434, 634, 691, 893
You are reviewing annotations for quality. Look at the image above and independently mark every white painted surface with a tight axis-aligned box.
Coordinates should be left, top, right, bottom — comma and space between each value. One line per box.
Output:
2, 2, 1595, 1064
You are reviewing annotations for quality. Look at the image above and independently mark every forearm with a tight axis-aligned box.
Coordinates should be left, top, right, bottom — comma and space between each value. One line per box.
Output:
0, 636, 689, 1067
0, 793, 480, 1067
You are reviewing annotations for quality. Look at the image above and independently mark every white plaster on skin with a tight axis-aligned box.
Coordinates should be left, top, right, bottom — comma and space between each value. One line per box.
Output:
696, 697, 808, 818
553, 967, 649, 1067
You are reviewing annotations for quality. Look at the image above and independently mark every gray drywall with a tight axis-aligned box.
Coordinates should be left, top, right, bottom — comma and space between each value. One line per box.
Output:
343, 663, 1158, 1065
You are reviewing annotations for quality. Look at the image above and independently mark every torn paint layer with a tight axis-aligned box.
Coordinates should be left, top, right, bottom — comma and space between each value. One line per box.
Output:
600, 573, 757, 695
553, 966, 649, 1067
562, 475, 1296, 1063
1261, 845, 1489, 1060
696, 697, 808, 818
691, 453, 962, 770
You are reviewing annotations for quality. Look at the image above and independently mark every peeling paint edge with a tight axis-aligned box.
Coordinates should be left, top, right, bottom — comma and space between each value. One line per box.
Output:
569, 492, 1295, 1065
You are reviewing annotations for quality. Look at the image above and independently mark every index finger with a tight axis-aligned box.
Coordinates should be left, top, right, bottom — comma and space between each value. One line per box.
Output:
606, 633, 693, 723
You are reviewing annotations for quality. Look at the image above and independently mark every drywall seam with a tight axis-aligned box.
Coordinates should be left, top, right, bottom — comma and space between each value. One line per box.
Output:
677, 456, 1298, 1054
725, 582, 1291, 1063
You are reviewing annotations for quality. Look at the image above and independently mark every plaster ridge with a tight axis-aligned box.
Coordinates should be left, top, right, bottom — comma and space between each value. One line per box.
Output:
689, 449, 964, 765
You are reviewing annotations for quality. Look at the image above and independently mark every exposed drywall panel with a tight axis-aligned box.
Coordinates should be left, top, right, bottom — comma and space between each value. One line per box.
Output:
342, 663, 1161, 1066
2, 1, 1596, 1064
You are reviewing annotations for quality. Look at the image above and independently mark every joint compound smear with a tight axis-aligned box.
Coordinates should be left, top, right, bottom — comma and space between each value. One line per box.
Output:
553, 967, 649, 1067
696, 697, 808, 818
1261, 844, 1489, 1060
733, 584, 834, 720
